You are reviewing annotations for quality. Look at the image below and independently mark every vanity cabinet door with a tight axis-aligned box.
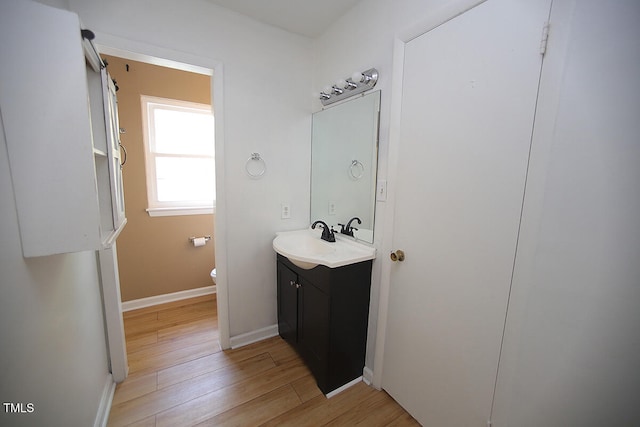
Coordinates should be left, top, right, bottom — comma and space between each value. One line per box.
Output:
298, 277, 330, 390
277, 261, 299, 345
276, 254, 372, 395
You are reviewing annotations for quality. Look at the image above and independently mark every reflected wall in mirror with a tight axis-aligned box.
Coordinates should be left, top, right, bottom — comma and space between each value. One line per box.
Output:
311, 91, 381, 244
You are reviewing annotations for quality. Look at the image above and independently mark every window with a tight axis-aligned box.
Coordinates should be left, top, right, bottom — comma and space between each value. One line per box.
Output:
141, 96, 215, 216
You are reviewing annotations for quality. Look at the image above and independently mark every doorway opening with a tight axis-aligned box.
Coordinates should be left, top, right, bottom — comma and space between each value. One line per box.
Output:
103, 54, 214, 305
96, 41, 229, 383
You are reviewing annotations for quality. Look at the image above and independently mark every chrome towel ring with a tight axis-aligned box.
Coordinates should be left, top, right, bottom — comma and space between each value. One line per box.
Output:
246, 152, 266, 178
349, 159, 364, 180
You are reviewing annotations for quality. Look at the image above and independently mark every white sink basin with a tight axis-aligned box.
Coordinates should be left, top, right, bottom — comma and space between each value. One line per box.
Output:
273, 228, 376, 269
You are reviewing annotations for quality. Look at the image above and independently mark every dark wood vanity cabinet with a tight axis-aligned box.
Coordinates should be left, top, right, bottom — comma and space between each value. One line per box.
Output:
276, 254, 372, 395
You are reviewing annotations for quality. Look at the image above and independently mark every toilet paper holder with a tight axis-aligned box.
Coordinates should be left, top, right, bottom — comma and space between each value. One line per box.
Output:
189, 235, 211, 243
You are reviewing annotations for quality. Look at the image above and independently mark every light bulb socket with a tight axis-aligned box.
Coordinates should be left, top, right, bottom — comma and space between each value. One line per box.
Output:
319, 68, 378, 106
351, 71, 364, 83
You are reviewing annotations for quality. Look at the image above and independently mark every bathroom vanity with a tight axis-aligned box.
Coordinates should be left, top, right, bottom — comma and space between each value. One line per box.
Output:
273, 228, 376, 395
276, 253, 372, 395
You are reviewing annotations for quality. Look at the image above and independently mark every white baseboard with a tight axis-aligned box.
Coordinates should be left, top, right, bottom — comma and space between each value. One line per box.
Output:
326, 376, 363, 398
230, 324, 279, 349
93, 374, 116, 427
121, 285, 216, 312
362, 366, 374, 386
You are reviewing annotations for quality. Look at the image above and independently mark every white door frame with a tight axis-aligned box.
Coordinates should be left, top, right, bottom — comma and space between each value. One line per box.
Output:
371, 0, 488, 390
95, 34, 231, 380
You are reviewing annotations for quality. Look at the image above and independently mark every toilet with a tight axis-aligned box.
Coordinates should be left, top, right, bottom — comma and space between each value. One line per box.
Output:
210, 268, 216, 284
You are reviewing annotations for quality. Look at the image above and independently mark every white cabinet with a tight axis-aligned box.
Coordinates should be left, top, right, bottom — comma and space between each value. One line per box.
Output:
0, 0, 125, 257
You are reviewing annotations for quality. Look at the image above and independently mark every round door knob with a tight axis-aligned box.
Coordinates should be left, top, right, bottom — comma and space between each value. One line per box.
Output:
390, 250, 405, 262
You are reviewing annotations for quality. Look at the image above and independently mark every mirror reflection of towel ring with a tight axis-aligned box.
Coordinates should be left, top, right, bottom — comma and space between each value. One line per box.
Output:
349, 160, 364, 180
246, 152, 266, 178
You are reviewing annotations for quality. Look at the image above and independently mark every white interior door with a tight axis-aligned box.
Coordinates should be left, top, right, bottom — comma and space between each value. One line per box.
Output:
491, 1, 640, 425
382, 1, 551, 425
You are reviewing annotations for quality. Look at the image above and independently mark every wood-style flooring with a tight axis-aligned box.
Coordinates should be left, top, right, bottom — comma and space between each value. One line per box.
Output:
108, 294, 419, 426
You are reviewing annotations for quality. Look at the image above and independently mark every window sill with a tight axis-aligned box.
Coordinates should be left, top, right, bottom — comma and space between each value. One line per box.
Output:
146, 206, 215, 217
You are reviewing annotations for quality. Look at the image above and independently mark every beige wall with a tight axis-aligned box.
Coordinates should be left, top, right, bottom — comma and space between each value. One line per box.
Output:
104, 55, 215, 302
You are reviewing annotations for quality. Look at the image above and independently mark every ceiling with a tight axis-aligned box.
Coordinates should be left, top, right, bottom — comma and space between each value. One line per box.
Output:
204, 0, 363, 38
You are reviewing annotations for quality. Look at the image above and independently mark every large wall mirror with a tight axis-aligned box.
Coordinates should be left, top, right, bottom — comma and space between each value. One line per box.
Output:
311, 91, 381, 244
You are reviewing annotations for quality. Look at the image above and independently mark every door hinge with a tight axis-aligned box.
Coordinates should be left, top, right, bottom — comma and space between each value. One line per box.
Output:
540, 22, 550, 56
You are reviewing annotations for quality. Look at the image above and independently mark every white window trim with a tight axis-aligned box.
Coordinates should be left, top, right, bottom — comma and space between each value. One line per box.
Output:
146, 206, 215, 217
141, 95, 215, 216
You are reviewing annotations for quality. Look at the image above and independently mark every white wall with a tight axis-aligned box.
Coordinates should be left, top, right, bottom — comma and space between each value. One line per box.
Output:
0, 118, 111, 425
33, 0, 68, 9
65, 0, 314, 338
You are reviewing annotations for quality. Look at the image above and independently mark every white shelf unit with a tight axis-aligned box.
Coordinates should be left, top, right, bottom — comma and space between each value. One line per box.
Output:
85, 42, 127, 248
101, 66, 127, 238
0, 0, 126, 257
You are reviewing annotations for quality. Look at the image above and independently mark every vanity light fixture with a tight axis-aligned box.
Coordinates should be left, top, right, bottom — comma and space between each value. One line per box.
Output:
318, 68, 378, 106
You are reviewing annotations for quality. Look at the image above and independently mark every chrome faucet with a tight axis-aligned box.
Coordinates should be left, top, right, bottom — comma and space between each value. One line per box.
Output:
311, 220, 336, 242
339, 217, 361, 237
